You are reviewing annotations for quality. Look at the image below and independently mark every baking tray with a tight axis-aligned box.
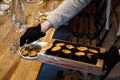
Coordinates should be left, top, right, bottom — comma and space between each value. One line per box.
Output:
37, 39, 106, 75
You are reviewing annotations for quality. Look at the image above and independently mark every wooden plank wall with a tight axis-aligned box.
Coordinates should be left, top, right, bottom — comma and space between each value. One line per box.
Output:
98, 0, 120, 49
66, 0, 120, 49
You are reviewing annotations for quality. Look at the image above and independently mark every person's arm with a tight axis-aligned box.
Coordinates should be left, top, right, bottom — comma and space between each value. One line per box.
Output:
20, 0, 91, 46
41, 0, 91, 32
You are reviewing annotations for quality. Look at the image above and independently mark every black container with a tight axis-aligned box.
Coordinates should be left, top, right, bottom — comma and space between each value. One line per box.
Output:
45, 40, 100, 65
88, 48, 99, 54
72, 51, 86, 62
65, 44, 75, 49
53, 40, 66, 47
59, 49, 72, 59
46, 46, 61, 56
85, 53, 98, 64
76, 46, 88, 52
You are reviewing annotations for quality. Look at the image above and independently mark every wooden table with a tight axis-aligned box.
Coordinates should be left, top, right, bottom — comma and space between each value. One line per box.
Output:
0, 1, 57, 80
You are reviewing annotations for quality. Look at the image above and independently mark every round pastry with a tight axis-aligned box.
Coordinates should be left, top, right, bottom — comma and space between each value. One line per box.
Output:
32, 46, 41, 52
28, 51, 37, 57
89, 49, 98, 53
60, 49, 72, 58
72, 51, 85, 61
75, 52, 85, 57
87, 53, 93, 59
76, 46, 88, 51
51, 46, 61, 52
46, 46, 61, 55
86, 53, 97, 64
25, 45, 33, 51
55, 43, 65, 47
66, 44, 75, 50
62, 49, 72, 55
21, 50, 29, 56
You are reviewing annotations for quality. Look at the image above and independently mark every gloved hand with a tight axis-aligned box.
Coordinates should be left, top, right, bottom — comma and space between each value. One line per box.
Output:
91, 46, 120, 79
20, 24, 45, 47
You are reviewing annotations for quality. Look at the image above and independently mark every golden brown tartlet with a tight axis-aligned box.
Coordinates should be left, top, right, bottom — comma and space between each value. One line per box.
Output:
74, 52, 85, 56
28, 51, 37, 57
76, 46, 88, 51
51, 46, 61, 52
89, 49, 98, 53
55, 43, 65, 47
32, 46, 41, 52
25, 45, 33, 51
87, 53, 93, 59
21, 50, 29, 56
62, 49, 72, 54
66, 44, 75, 49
